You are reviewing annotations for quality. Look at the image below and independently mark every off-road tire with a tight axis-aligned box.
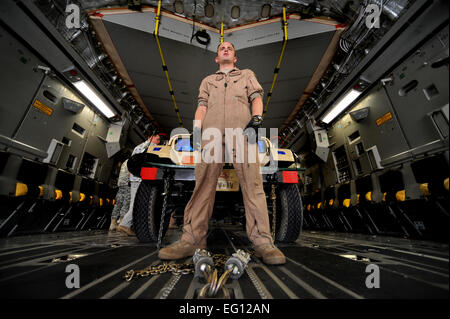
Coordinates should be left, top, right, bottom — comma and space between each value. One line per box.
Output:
133, 181, 170, 243
275, 184, 303, 242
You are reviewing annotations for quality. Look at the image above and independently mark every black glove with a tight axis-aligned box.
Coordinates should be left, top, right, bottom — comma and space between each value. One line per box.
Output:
244, 115, 263, 144
190, 126, 202, 151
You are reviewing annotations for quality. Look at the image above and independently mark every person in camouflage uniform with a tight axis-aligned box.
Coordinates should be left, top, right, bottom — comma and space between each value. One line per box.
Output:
109, 159, 131, 231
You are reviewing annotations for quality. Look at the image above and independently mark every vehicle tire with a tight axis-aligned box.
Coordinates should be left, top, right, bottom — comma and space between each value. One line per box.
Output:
133, 181, 170, 243
275, 184, 303, 243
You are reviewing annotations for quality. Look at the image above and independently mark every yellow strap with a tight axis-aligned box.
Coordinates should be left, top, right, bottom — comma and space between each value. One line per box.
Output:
444, 178, 449, 191
365, 192, 372, 202
112, 199, 116, 206
69, 191, 73, 203
343, 198, 351, 208
220, 22, 224, 44
328, 199, 334, 206
382, 192, 387, 202
90, 196, 94, 206
99, 198, 103, 207
396, 190, 406, 202
55, 189, 63, 200
38, 186, 44, 197
317, 202, 322, 209
263, 6, 288, 120
15, 182, 28, 197
80, 193, 86, 202
307, 204, 311, 211
356, 194, 360, 204
154, 0, 183, 127
420, 183, 430, 196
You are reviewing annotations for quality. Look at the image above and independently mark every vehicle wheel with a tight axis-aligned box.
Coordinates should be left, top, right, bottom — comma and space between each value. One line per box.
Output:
274, 184, 303, 243
133, 181, 170, 243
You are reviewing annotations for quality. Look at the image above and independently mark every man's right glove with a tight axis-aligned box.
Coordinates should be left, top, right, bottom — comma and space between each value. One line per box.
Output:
244, 115, 263, 144
190, 126, 202, 152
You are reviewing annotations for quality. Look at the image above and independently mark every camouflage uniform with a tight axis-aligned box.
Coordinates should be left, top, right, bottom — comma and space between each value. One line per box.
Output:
111, 159, 130, 220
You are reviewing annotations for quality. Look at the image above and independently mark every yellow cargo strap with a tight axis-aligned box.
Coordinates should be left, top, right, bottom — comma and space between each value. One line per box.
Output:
90, 196, 94, 206
420, 183, 430, 196
263, 5, 288, 120
69, 191, 73, 203
15, 182, 28, 197
112, 199, 116, 206
317, 202, 322, 209
154, 0, 183, 127
80, 193, 86, 202
99, 198, 104, 207
307, 204, 311, 211
55, 189, 63, 200
365, 191, 372, 202
38, 186, 44, 197
356, 194, 360, 204
220, 22, 224, 44
328, 199, 334, 206
343, 198, 351, 208
395, 190, 406, 202
382, 192, 387, 202
444, 178, 449, 191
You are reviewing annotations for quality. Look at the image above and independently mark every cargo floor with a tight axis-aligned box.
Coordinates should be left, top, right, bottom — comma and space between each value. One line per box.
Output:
0, 226, 448, 299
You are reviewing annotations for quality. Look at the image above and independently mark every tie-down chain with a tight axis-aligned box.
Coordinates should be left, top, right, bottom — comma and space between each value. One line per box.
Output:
124, 249, 251, 299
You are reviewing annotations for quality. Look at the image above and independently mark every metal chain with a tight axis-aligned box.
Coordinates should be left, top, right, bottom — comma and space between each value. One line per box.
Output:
124, 254, 230, 282
271, 183, 277, 240
157, 172, 172, 250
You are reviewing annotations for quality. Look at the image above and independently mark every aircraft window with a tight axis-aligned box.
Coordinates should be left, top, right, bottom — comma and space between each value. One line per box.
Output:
231, 6, 240, 19
43, 90, 57, 103
261, 4, 271, 18
205, 3, 214, 17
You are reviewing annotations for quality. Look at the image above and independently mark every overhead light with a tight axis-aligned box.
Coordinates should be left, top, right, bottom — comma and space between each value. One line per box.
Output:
73, 80, 116, 118
321, 89, 362, 124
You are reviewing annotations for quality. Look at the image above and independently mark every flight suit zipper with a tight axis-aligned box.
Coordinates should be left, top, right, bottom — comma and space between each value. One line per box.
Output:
224, 76, 228, 152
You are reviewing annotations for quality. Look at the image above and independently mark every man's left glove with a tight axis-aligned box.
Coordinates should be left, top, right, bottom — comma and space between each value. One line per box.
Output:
244, 115, 263, 144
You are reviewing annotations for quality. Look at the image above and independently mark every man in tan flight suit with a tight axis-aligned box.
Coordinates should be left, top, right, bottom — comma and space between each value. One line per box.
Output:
158, 42, 286, 265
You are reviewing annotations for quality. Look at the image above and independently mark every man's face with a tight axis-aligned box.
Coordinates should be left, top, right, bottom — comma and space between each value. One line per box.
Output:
215, 42, 237, 65
150, 135, 161, 145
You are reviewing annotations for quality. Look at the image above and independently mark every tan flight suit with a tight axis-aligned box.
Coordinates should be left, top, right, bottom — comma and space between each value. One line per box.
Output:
180, 67, 273, 247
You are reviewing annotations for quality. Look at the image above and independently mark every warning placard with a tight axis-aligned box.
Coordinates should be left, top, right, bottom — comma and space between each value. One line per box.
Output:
376, 112, 392, 126
33, 99, 53, 116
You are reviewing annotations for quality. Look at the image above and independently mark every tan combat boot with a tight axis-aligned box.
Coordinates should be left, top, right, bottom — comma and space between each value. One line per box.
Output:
109, 218, 118, 231
117, 225, 136, 237
254, 243, 286, 265
158, 240, 205, 260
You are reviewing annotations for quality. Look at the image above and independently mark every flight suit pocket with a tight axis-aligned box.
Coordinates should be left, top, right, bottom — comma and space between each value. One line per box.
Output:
207, 81, 219, 109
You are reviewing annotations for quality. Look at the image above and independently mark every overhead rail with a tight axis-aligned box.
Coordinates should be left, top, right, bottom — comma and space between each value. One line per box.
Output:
262, 5, 288, 120
154, 0, 184, 128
